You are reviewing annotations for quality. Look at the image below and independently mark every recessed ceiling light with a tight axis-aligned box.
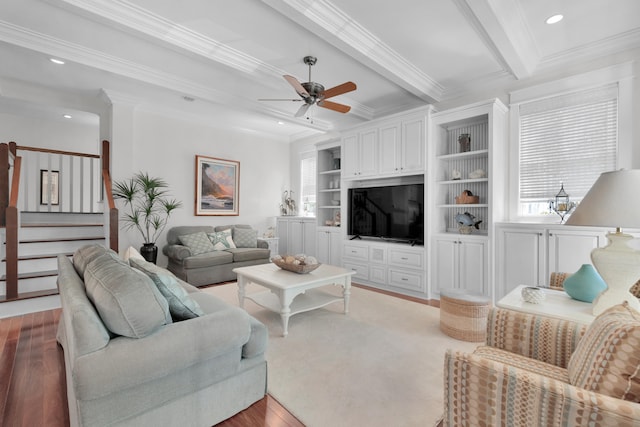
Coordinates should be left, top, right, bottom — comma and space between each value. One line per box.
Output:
50, 58, 65, 65
277, 121, 284, 125
546, 14, 563, 24
63, 114, 72, 119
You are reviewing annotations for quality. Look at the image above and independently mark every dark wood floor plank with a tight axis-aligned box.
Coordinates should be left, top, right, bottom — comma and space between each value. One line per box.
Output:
0, 316, 21, 424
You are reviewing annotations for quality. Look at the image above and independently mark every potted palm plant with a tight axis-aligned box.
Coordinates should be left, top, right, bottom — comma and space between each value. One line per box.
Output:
112, 172, 182, 263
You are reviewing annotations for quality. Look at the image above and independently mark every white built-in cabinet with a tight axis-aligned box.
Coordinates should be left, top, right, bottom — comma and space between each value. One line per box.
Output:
316, 228, 342, 265
429, 99, 507, 298
343, 111, 427, 180
494, 223, 608, 300
342, 240, 426, 297
433, 235, 488, 296
276, 217, 316, 256
315, 141, 343, 265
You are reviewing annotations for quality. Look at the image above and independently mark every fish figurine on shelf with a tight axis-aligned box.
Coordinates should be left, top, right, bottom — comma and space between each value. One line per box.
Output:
455, 212, 482, 229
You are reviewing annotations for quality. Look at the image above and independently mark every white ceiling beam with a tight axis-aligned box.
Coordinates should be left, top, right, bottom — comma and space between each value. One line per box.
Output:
262, 0, 443, 103
454, 0, 539, 79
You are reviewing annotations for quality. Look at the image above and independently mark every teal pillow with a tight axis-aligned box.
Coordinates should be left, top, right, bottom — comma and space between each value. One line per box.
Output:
208, 229, 236, 251
178, 231, 215, 255
130, 258, 205, 321
233, 227, 257, 248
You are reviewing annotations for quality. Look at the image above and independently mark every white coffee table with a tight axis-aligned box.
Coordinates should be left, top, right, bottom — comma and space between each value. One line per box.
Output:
233, 263, 355, 336
497, 285, 595, 325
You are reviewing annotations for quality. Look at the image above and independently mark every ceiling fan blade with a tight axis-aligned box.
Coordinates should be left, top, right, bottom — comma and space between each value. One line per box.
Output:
295, 103, 311, 117
321, 81, 356, 100
284, 75, 310, 99
318, 99, 351, 113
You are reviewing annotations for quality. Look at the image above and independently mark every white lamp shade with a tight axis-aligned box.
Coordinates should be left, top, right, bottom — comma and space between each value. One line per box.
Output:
566, 169, 640, 229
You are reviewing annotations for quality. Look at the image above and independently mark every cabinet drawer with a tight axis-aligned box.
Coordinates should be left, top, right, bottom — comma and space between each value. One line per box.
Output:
343, 244, 368, 261
369, 265, 387, 284
389, 249, 424, 268
343, 261, 368, 281
389, 269, 423, 292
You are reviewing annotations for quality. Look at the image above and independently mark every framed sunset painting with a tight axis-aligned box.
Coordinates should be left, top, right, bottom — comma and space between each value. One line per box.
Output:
195, 155, 240, 216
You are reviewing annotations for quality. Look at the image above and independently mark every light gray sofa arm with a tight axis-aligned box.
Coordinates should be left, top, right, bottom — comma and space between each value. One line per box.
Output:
257, 239, 268, 249
163, 244, 191, 261
72, 307, 251, 400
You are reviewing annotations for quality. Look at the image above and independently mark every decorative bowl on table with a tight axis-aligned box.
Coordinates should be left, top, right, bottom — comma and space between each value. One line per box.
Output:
271, 254, 320, 274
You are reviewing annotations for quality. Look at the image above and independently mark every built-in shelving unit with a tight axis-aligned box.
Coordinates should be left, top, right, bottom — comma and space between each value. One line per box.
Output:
434, 117, 490, 235
316, 143, 342, 227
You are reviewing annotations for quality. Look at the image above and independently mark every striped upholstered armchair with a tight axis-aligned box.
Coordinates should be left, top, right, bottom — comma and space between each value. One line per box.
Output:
442, 306, 640, 426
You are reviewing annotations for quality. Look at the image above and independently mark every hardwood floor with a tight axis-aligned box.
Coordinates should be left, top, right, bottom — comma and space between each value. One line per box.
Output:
0, 309, 303, 427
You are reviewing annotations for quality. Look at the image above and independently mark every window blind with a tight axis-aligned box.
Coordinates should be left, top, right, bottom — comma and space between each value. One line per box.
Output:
519, 84, 618, 202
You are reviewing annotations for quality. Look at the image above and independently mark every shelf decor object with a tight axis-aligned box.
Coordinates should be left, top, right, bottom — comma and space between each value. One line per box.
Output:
549, 183, 576, 222
562, 264, 607, 303
521, 286, 545, 304
566, 169, 640, 315
458, 133, 471, 152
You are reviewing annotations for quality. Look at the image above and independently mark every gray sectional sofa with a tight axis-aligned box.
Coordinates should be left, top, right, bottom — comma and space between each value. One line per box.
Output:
163, 224, 270, 286
56, 244, 267, 427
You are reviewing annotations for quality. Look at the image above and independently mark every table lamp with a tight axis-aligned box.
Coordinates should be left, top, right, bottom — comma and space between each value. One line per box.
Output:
565, 169, 640, 315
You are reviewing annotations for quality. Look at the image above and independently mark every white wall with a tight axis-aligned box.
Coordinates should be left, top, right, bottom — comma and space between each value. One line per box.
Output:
112, 110, 291, 265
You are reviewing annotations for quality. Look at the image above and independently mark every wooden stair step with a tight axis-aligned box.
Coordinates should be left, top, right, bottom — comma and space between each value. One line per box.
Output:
0, 270, 58, 281
1, 253, 73, 262
21, 223, 103, 228
17, 236, 105, 244
0, 288, 58, 302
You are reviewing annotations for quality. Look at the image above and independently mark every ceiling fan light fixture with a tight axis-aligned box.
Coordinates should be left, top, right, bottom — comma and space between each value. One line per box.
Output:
49, 58, 65, 65
546, 14, 563, 24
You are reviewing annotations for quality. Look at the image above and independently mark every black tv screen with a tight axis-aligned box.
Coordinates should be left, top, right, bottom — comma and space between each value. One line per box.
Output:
348, 184, 424, 245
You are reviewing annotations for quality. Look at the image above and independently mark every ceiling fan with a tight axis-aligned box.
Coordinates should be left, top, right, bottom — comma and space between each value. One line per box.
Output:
260, 56, 357, 118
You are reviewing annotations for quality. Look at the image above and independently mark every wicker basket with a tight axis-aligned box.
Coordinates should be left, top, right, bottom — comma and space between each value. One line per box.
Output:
455, 189, 479, 204
273, 259, 320, 274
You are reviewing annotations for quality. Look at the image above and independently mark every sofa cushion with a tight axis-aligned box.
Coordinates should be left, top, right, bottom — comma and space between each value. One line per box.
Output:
84, 252, 172, 338
73, 244, 115, 277
122, 246, 145, 261
130, 258, 205, 321
232, 227, 258, 248
182, 250, 234, 269
178, 231, 216, 255
208, 229, 236, 250
226, 248, 270, 263
567, 302, 640, 402
473, 346, 570, 383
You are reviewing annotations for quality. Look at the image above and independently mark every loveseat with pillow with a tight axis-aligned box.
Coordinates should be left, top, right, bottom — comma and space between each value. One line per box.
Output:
163, 225, 270, 286
441, 304, 640, 426
56, 244, 268, 427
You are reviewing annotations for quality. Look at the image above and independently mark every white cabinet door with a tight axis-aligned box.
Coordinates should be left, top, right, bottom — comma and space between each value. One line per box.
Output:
458, 239, 487, 295
289, 220, 304, 255
547, 228, 605, 274
342, 133, 359, 178
276, 218, 289, 255
496, 226, 545, 299
401, 116, 425, 173
359, 128, 378, 177
316, 230, 330, 264
378, 123, 400, 175
433, 237, 457, 294
329, 230, 342, 265
433, 236, 487, 296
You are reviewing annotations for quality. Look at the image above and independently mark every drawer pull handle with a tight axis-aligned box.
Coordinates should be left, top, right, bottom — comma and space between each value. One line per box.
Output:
402, 278, 408, 281
401, 257, 408, 260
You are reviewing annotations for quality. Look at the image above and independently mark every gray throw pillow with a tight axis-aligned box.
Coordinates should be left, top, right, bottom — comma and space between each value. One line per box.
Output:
233, 227, 257, 248
207, 228, 236, 251
130, 258, 205, 321
84, 252, 171, 338
73, 244, 115, 277
178, 231, 215, 255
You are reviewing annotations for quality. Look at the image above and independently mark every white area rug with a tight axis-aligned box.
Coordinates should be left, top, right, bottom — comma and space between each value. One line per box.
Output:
203, 283, 478, 427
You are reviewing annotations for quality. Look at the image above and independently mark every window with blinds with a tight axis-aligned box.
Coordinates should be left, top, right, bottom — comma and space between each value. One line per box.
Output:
518, 84, 618, 215
300, 153, 316, 217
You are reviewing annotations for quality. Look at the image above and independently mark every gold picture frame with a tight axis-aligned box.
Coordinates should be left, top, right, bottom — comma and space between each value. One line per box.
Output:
195, 155, 240, 216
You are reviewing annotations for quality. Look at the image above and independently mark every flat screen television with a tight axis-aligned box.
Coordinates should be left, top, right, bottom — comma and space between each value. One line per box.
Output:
348, 184, 424, 245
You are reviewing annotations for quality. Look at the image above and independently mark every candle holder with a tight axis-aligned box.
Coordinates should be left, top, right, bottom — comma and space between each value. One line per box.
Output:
549, 183, 575, 222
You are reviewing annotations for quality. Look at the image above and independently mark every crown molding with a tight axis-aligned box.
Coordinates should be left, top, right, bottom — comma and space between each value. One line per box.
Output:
262, 0, 443, 103
536, 28, 640, 72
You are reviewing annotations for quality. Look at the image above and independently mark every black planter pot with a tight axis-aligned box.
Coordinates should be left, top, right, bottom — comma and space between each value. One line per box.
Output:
140, 243, 158, 264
